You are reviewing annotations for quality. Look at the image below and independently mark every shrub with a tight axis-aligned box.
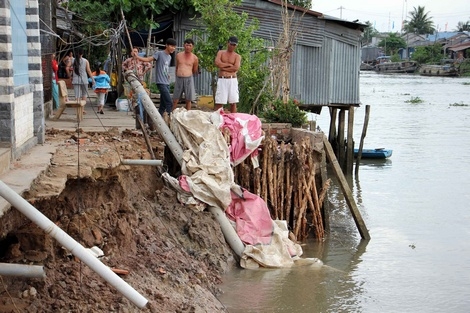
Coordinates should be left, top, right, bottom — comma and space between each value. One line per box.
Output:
262, 98, 308, 127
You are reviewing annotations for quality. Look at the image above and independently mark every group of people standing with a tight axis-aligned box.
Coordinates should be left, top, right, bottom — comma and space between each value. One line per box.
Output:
129, 36, 240, 114
52, 48, 109, 115
51, 35, 240, 117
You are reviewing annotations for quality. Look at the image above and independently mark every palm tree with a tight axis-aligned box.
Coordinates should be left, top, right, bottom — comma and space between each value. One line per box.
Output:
455, 20, 470, 32
403, 6, 435, 35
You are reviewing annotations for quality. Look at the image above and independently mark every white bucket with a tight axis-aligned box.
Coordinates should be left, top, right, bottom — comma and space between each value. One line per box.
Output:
116, 99, 129, 111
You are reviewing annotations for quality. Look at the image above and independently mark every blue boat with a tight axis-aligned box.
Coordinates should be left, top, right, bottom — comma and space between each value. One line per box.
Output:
354, 148, 393, 159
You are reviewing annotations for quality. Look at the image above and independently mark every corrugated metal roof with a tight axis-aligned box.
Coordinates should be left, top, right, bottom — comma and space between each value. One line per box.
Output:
448, 41, 470, 52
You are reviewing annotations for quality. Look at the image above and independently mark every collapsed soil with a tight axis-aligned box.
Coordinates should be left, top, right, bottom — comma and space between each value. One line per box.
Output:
0, 128, 236, 312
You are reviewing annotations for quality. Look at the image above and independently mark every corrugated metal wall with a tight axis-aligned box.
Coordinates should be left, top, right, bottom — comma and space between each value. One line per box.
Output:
172, 0, 363, 105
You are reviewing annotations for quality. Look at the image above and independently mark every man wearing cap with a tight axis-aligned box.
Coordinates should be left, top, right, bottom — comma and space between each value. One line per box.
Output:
214, 36, 241, 113
135, 38, 177, 115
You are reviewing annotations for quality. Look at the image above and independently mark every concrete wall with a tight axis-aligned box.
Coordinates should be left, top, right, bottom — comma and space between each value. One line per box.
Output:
0, 0, 44, 160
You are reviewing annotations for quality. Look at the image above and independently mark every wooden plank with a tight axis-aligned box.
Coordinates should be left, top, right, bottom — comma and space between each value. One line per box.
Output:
323, 135, 370, 240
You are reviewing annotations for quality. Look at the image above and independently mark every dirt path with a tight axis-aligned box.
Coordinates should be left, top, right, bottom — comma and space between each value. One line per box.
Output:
0, 129, 236, 312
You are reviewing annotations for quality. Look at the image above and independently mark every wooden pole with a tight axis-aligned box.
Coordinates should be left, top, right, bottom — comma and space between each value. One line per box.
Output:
323, 135, 370, 240
355, 105, 371, 176
338, 109, 346, 168
145, 13, 153, 85
328, 107, 337, 143
346, 106, 355, 174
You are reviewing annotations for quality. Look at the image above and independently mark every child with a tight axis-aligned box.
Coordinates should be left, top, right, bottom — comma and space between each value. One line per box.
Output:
90, 62, 111, 114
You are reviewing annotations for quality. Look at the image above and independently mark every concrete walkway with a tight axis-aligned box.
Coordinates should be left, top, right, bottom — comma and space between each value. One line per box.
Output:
48, 102, 136, 132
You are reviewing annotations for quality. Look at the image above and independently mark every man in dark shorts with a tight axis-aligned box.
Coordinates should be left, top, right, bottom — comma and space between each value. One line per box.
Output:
172, 39, 199, 111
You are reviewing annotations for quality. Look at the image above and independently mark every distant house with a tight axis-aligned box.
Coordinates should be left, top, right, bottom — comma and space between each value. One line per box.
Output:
0, 0, 45, 163
444, 32, 470, 59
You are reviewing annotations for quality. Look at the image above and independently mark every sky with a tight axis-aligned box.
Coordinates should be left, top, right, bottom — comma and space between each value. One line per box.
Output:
312, 0, 470, 33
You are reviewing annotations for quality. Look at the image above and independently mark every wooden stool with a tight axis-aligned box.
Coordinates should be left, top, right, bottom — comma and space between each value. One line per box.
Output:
53, 80, 87, 121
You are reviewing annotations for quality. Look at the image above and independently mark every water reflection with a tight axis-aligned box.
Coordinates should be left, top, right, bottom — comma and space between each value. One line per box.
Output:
356, 158, 392, 169
219, 238, 370, 312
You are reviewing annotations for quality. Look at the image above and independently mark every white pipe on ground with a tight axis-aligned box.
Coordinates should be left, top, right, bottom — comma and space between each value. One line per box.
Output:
0, 180, 148, 309
121, 159, 163, 166
0, 263, 45, 278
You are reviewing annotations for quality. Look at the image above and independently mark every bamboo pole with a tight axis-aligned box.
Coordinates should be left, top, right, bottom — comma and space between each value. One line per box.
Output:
267, 140, 275, 218
261, 140, 268, 202
254, 167, 261, 196
272, 149, 279, 219
278, 142, 285, 220
285, 145, 293, 228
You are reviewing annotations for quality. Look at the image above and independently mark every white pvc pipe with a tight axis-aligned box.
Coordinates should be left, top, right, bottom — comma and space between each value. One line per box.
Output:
0, 263, 45, 278
121, 159, 163, 166
0, 180, 148, 308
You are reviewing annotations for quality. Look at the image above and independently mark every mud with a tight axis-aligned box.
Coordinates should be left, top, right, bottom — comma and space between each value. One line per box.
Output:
0, 129, 236, 312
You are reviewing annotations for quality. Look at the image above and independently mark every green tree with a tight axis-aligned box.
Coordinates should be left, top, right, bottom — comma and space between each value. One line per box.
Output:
455, 20, 470, 31
361, 21, 378, 46
403, 6, 435, 35
378, 33, 406, 56
411, 44, 443, 64
63, 0, 193, 30
287, 0, 311, 9
189, 0, 270, 113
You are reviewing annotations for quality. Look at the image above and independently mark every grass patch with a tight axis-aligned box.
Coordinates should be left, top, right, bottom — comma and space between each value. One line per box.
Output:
449, 102, 469, 107
462, 82, 470, 85
405, 96, 424, 104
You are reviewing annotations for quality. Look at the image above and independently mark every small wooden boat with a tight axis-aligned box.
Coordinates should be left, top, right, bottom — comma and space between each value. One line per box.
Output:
354, 148, 393, 159
375, 61, 418, 74
419, 64, 459, 77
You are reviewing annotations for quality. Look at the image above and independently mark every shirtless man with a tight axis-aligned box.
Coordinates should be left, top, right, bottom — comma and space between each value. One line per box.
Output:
173, 39, 199, 111
214, 36, 241, 113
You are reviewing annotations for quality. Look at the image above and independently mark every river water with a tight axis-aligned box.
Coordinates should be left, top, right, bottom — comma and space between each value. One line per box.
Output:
218, 72, 470, 312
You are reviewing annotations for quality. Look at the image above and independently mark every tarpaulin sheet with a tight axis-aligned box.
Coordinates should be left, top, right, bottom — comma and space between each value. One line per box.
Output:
167, 108, 305, 268
211, 109, 264, 167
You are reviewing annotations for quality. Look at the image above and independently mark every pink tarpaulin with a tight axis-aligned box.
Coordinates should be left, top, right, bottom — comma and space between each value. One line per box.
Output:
216, 110, 264, 167
225, 189, 273, 245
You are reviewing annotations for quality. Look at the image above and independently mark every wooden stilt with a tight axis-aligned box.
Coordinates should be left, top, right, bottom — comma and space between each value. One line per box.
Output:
346, 106, 355, 174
